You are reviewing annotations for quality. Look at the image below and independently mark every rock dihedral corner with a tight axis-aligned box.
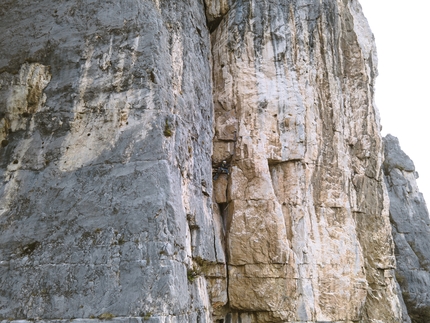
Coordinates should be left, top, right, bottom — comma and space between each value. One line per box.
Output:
0, 0, 426, 323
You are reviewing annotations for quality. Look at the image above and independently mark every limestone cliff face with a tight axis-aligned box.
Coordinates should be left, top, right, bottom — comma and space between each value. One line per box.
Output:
384, 135, 430, 323
0, 1, 216, 321
0, 0, 421, 323
210, 0, 403, 322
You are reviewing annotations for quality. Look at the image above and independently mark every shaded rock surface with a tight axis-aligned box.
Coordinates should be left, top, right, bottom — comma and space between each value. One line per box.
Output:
0, 0, 424, 323
0, 0, 217, 321
384, 134, 430, 323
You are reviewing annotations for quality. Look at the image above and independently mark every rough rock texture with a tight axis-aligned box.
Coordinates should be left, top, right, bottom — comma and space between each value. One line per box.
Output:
210, 0, 404, 322
384, 135, 430, 323
0, 0, 218, 321
0, 0, 421, 323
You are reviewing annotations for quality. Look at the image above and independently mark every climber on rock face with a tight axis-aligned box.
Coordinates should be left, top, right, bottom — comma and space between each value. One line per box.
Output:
213, 160, 229, 180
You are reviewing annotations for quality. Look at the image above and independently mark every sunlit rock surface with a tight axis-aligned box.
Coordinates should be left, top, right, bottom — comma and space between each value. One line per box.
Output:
0, 0, 424, 322
384, 134, 430, 323
211, 0, 404, 321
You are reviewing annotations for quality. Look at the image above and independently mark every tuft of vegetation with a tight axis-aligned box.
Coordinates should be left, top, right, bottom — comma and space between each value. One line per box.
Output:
187, 268, 198, 283
118, 236, 125, 245
187, 268, 196, 282
143, 312, 152, 321
98, 313, 115, 320
163, 120, 172, 137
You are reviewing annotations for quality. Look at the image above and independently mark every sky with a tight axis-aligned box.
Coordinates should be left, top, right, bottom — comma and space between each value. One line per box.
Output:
358, 0, 430, 204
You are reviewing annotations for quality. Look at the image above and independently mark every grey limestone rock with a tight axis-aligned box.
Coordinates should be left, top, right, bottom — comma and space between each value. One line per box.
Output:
0, 0, 425, 322
0, 0, 217, 321
384, 134, 430, 323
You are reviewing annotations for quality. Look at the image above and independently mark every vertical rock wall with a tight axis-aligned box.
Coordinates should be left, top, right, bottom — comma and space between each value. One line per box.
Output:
210, 0, 404, 321
0, 0, 422, 322
0, 0, 218, 321
384, 135, 430, 323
